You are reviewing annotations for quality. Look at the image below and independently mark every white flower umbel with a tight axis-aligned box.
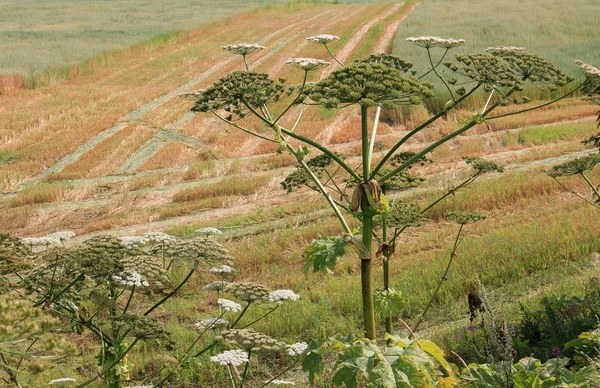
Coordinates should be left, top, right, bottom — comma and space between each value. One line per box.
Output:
204, 280, 231, 291
222, 43, 265, 56
21, 236, 61, 247
209, 264, 235, 274
46, 231, 75, 241
406, 36, 465, 49
307, 34, 339, 44
195, 318, 229, 330
121, 236, 149, 249
575, 60, 600, 77
486, 45, 526, 53
268, 290, 300, 304
269, 380, 296, 386
287, 342, 308, 356
285, 58, 330, 71
195, 227, 223, 235
210, 349, 249, 366
111, 270, 149, 288
143, 232, 176, 245
218, 298, 242, 312
49, 378, 76, 385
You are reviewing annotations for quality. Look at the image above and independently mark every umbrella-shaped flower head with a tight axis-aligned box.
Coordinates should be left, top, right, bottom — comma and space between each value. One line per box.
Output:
222, 43, 265, 56
307, 34, 340, 44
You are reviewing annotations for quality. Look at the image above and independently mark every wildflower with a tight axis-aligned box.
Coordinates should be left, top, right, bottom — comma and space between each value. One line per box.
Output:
210, 349, 249, 366
209, 264, 235, 273
406, 36, 465, 49
226, 282, 270, 304
287, 342, 308, 356
468, 324, 476, 332
218, 298, 242, 313
189, 71, 286, 120
49, 378, 76, 385
285, 58, 330, 71
551, 347, 563, 357
307, 34, 339, 44
121, 236, 149, 249
575, 60, 600, 78
195, 318, 229, 330
111, 270, 149, 288
218, 328, 287, 351
463, 156, 504, 173
268, 290, 300, 304
204, 280, 231, 291
222, 43, 265, 56
46, 231, 75, 241
307, 61, 432, 108
143, 232, 176, 245
548, 154, 600, 177
270, 380, 297, 386
446, 211, 486, 225
195, 227, 223, 235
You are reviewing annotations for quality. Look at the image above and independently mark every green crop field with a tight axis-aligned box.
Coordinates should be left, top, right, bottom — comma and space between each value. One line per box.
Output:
393, 0, 600, 76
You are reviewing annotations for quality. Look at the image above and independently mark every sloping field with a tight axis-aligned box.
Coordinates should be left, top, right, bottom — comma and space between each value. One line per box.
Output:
4, 0, 600, 385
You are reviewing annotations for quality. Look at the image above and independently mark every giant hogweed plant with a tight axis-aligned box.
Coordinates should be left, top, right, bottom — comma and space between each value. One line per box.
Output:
13, 232, 236, 388
184, 34, 587, 344
549, 61, 600, 209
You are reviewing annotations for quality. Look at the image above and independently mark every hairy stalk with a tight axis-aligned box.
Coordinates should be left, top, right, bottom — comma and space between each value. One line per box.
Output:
325, 43, 344, 67
427, 48, 456, 102
378, 88, 518, 184
486, 82, 586, 120
413, 224, 464, 332
372, 84, 481, 177
361, 105, 377, 340
382, 218, 392, 336
552, 177, 600, 210
581, 172, 600, 200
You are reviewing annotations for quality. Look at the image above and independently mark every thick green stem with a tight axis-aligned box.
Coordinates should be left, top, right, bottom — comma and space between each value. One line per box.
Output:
360, 105, 377, 340
382, 219, 392, 336
75, 338, 140, 388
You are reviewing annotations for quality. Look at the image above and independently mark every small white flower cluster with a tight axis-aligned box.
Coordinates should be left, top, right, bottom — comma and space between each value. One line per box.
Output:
22, 236, 61, 246
111, 270, 149, 288
287, 342, 308, 356
121, 235, 149, 249
46, 231, 76, 241
209, 264, 235, 274
268, 289, 300, 304
486, 46, 526, 53
210, 349, 249, 366
307, 34, 339, 44
285, 58, 330, 71
222, 43, 265, 56
195, 227, 223, 235
270, 380, 296, 386
575, 60, 600, 77
144, 232, 176, 245
218, 298, 242, 312
195, 317, 229, 330
204, 280, 231, 290
406, 36, 465, 49
49, 378, 76, 385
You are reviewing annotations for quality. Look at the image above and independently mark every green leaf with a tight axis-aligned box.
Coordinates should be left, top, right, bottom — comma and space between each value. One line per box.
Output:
373, 288, 405, 318
420, 340, 453, 377
302, 339, 327, 385
303, 237, 348, 276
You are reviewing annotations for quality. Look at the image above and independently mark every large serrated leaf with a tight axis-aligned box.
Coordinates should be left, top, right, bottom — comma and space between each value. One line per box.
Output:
303, 236, 348, 275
